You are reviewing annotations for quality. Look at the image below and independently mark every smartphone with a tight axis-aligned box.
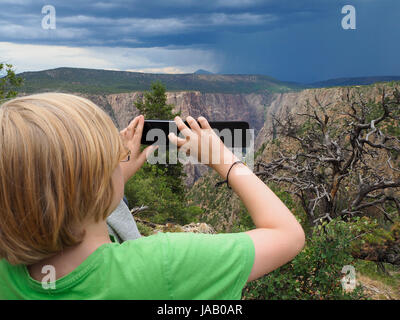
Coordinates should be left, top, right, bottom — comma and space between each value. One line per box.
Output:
139, 119, 251, 148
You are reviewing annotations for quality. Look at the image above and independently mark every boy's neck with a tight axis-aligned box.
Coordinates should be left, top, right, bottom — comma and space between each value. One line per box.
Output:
27, 219, 111, 282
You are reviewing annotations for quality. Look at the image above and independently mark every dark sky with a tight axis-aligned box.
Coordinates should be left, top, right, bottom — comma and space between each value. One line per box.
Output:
0, 0, 399, 83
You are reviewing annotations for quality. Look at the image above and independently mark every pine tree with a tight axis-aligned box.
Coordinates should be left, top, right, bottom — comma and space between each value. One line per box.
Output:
0, 64, 23, 101
127, 81, 196, 223
134, 81, 177, 120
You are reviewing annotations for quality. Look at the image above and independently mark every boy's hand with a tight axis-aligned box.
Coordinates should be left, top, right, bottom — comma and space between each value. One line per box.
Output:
119, 115, 157, 183
168, 116, 239, 178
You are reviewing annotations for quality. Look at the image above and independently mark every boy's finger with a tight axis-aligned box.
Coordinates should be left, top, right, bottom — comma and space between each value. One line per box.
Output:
198, 116, 211, 130
129, 115, 140, 127
168, 132, 186, 147
124, 117, 139, 139
141, 144, 159, 162
133, 115, 144, 143
130, 116, 140, 126
186, 116, 201, 133
175, 116, 192, 137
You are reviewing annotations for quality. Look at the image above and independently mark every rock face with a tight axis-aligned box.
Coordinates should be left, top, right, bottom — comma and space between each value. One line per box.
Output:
189, 83, 400, 233
255, 85, 395, 150
85, 91, 271, 134
255, 88, 342, 149
75, 85, 398, 185
166, 91, 270, 135
183, 162, 211, 187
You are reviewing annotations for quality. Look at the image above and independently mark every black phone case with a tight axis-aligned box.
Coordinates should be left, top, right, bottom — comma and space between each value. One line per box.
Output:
139, 120, 251, 148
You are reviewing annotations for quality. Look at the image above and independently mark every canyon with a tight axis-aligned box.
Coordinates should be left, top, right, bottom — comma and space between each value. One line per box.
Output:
18, 68, 399, 185
83, 91, 272, 134
77, 82, 398, 186
79, 91, 273, 185
255, 84, 398, 150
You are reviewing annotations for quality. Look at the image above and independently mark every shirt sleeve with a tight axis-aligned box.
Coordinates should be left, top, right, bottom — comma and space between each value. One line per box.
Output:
161, 232, 255, 300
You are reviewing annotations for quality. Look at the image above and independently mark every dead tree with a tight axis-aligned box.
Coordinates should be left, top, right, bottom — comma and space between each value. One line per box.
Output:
255, 87, 400, 226
255, 86, 400, 265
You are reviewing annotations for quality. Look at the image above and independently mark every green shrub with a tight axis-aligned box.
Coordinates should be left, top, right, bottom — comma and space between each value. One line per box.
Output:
125, 163, 203, 225
243, 219, 367, 300
136, 222, 154, 237
1, 63, 23, 101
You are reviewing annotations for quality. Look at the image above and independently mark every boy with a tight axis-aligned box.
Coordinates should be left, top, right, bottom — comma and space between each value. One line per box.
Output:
0, 93, 304, 299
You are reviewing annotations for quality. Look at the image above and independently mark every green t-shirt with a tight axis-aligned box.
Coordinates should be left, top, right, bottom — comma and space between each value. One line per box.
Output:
0, 232, 254, 300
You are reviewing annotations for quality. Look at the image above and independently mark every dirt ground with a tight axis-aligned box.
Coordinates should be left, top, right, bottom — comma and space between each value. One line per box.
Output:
357, 273, 400, 300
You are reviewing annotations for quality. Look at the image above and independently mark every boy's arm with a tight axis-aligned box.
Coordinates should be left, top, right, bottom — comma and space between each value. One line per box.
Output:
169, 116, 306, 282
216, 162, 305, 281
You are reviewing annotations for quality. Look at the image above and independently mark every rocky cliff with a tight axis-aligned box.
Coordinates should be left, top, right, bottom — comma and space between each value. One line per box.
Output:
255, 84, 398, 150
95, 91, 271, 133
80, 91, 273, 185
189, 83, 400, 231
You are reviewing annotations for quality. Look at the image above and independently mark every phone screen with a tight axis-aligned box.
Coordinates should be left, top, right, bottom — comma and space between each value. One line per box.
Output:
140, 120, 251, 148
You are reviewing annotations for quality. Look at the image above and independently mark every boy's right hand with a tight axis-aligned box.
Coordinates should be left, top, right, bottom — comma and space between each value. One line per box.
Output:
168, 116, 240, 178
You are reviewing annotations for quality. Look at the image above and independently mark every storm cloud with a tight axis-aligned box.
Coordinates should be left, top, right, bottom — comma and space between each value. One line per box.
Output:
0, 0, 399, 82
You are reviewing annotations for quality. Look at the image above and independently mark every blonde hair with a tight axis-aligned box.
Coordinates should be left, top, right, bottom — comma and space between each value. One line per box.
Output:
0, 93, 126, 265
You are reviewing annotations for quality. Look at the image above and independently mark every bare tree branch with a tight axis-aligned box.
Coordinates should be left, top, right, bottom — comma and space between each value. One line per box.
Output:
255, 86, 400, 227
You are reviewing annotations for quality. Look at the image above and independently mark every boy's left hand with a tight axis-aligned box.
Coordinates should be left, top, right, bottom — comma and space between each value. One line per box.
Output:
119, 115, 157, 183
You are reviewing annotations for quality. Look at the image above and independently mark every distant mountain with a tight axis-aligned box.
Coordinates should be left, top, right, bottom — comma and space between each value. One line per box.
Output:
194, 69, 214, 75
309, 76, 400, 88
18, 67, 303, 95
